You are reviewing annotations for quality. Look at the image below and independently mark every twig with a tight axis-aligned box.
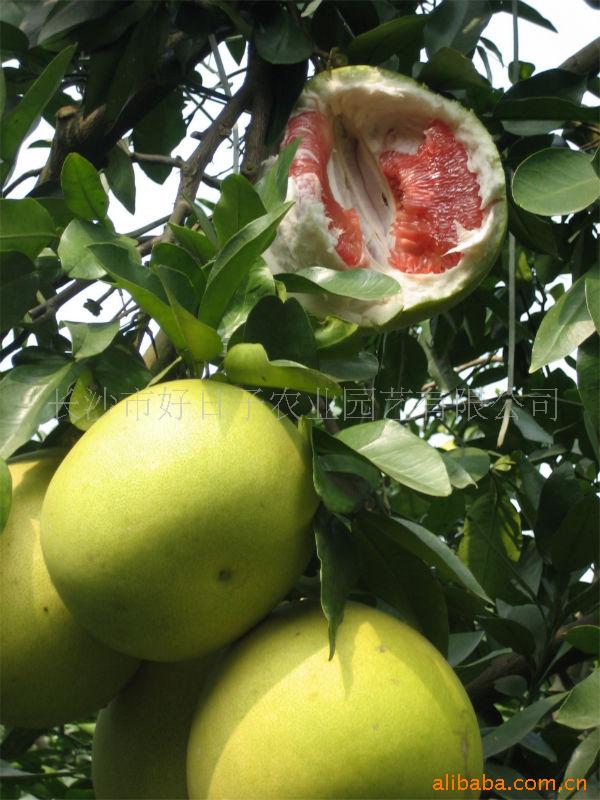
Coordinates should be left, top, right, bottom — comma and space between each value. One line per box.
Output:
126, 215, 172, 239
130, 152, 185, 169
165, 58, 256, 235
497, 3, 518, 448
421, 353, 503, 392
27, 279, 93, 325
2, 168, 42, 197
497, 232, 516, 448
209, 34, 240, 174
0, 330, 29, 362
466, 611, 597, 706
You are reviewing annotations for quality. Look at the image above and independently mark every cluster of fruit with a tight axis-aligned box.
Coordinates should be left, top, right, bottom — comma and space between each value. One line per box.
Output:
2, 378, 482, 799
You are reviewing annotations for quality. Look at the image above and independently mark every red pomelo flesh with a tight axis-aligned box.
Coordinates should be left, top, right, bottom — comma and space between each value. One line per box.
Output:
286, 114, 483, 276
284, 111, 365, 268
379, 121, 483, 275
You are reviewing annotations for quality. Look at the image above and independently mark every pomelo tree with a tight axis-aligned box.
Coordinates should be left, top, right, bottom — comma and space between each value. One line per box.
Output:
0, 0, 598, 797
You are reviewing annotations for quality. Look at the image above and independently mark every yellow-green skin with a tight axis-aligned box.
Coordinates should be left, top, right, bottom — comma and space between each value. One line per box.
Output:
41, 380, 319, 662
0, 454, 139, 728
187, 602, 483, 799
93, 654, 220, 800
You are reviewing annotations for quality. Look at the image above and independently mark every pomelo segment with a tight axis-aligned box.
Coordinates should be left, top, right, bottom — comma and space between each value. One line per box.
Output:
266, 66, 507, 329
284, 111, 365, 268
380, 120, 483, 275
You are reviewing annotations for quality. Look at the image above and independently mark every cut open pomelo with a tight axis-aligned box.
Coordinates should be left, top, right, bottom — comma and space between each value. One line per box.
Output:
267, 66, 507, 329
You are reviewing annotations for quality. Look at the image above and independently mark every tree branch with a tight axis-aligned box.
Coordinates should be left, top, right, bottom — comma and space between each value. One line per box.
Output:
560, 36, 599, 74
466, 612, 597, 706
37, 31, 223, 185
130, 152, 185, 169
241, 50, 273, 182
2, 168, 42, 197
27, 279, 94, 326
165, 58, 256, 234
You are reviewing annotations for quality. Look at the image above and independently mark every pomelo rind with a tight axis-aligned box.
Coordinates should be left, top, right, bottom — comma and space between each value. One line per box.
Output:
266, 66, 507, 330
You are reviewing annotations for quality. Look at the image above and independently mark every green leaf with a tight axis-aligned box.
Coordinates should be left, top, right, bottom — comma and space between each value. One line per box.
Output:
0, 66, 5, 121
0, 21, 29, 55
312, 428, 381, 515
104, 144, 136, 214
586, 266, 600, 333
90, 244, 221, 364
448, 631, 485, 667
358, 512, 490, 602
278, 267, 401, 302
419, 47, 487, 91
314, 316, 358, 351
347, 16, 426, 68
256, 139, 299, 210
132, 92, 187, 184
566, 626, 600, 657
555, 670, 600, 730
103, 6, 170, 125
445, 447, 491, 483
0, 458, 11, 535
315, 512, 360, 659
513, 149, 600, 217
155, 266, 223, 368
336, 419, 452, 497
61, 153, 109, 221
424, 0, 491, 57
353, 514, 449, 654
0, 252, 39, 329
320, 351, 379, 383
512, 405, 554, 445
68, 344, 152, 431
243, 295, 318, 369
483, 693, 567, 757
213, 174, 267, 247
563, 728, 600, 787
199, 203, 293, 329
68, 367, 105, 431
186, 197, 218, 247
508, 201, 558, 256
224, 343, 342, 398
493, 0, 557, 32
534, 463, 587, 555
500, 68, 587, 135
0, 357, 82, 460
456, 648, 513, 683
440, 452, 476, 489
58, 219, 124, 279
218, 261, 275, 343
63, 320, 120, 361
577, 337, 599, 440
0, 199, 56, 259
497, 98, 599, 127
168, 224, 216, 264
478, 616, 536, 657
530, 276, 595, 372
458, 490, 522, 600
254, 9, 313, 64
150, 242, 206, 303
0, 44, 76, 184
549, 493, 599, 573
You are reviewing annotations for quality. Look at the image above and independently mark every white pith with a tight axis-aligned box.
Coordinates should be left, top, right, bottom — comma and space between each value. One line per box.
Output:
266, 67, 507, 329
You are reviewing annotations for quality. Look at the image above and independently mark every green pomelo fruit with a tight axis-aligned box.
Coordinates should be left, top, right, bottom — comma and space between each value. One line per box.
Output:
41, 380, 319, 662
266, 65, 507, 330
187, 601, 483, 799
0, 454, 138, 728
93, 655, 219, 799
